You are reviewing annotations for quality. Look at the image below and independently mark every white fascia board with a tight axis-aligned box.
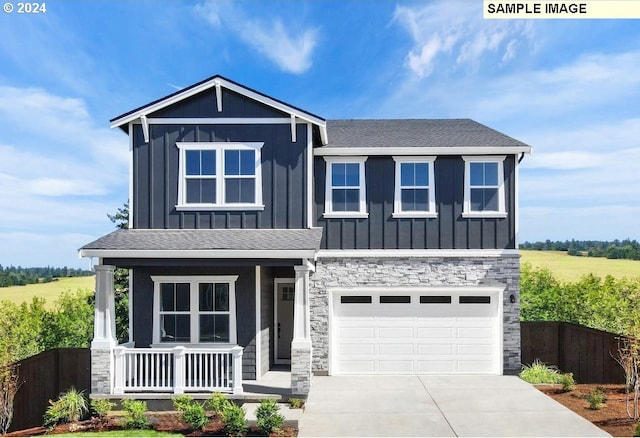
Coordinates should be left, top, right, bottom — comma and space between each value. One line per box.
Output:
328, 285, 505, 295
111, 77, 326, 130
79, 249, 317, 259
314, 146, 532, 156
144, 117, 295, 125
317, 249, 520, 258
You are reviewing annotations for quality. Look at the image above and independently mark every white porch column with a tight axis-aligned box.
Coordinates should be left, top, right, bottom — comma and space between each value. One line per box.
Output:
91, 265, 117, 395
291, 260, 314, 394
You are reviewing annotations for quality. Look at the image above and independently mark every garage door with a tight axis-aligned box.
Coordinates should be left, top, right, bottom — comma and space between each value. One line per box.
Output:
332, 290, 500, 375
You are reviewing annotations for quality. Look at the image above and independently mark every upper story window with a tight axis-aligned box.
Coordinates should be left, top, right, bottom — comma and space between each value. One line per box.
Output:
462, 156, 507, 218
152, 275, 238, 345
177, 142, 264, 211
393, 157, 436, 218
323, 157, 368, 218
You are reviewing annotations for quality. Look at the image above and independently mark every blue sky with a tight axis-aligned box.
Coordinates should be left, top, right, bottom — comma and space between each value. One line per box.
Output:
0, 0, 639, 269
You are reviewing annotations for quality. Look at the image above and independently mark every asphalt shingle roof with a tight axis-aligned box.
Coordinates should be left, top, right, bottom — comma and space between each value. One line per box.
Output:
322, 119, 530, 149
80, 228, 323, 252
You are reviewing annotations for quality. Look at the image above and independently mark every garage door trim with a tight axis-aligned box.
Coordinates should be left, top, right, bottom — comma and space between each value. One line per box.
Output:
327, 286, 504, 375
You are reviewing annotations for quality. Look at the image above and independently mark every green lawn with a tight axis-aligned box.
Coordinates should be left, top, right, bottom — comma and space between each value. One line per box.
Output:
520, 250, 640, 282
0, 276, 94, 309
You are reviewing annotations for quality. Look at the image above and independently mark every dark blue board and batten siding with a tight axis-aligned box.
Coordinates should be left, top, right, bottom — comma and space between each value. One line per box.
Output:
314, 155, 517, 250
131, 88, 309, 230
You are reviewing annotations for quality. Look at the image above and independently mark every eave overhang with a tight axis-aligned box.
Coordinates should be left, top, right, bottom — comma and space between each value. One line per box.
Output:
314, 146, 533, 156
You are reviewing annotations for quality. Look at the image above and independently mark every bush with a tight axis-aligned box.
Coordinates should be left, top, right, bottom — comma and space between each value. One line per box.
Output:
634, 421, 640, 437
121, 399, 150, 429
255, 399, 284, 435
586, 388, 606, 410
519, 359, 560, 384
43, 388, 88, 429
288, 398, 304, 409
172, 394, 194, 413
558, 373, 576, 392
182, 403, 208, 431
221, 403, 247, 437
208, 392, 231, 415
91, 398, 115, 418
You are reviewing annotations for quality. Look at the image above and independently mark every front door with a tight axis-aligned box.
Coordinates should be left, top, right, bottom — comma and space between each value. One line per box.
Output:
275, 281, 295, 363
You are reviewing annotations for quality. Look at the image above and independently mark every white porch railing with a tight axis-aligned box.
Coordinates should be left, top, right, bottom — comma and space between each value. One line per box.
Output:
113, 345, 243, 395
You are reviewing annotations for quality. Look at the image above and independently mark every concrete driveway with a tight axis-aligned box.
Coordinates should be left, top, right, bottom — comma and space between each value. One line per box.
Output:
298, 375, 610, 437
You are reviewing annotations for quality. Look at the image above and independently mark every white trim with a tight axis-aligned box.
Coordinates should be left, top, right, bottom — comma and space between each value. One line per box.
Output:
255, 266, 261, 380
462, 155, 507, 218
306, 123, 313, 229
80, 249, 318, 259
393, 156, 437, 218
515, 154, 521, 247
176, 142, 264, 209
128, 269, 133, 343
314, 146, 532, 156
144, 117, 298, 125
128, 122, 135, 229
317, 249, 520, 258
111, 76, 326, 131
290, 115, 296, 142
151, 275, 239, 345
214, 78, 222, 112
323, 156, 368, 217
274, 278, 295, 365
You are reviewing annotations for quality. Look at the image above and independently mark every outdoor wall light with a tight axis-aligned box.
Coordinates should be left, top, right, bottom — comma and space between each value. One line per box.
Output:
509, 294, 516, 304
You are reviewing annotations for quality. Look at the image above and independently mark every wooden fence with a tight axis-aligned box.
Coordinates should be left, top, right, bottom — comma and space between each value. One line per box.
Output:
521, 321, 625, 384
9, 348, 90, 432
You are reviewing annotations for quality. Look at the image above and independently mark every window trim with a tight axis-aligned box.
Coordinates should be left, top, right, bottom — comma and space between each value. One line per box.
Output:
151, 275, 238, 346
323, 156, 368, 218
462, 155, 507, 218
392, 156, 437, 218
176, 142, 264, 211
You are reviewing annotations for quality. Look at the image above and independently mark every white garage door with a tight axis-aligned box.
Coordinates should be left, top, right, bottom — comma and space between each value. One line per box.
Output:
332, 290, 501, 375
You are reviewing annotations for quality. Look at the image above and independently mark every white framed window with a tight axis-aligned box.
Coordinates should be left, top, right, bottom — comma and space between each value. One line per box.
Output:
151, 275, 238, 345
323, 157, 368, 218
393, 156, 437, 218
462, 156, 507, 218
176, 142, 264, 211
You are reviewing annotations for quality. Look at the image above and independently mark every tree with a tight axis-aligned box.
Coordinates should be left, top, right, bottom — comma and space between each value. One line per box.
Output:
108, 202, 130, 343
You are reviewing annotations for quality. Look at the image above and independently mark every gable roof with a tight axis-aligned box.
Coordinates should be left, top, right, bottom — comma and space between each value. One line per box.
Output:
79, 228, 323, 259
314, 119, 532, 155
110, 74, 327, 138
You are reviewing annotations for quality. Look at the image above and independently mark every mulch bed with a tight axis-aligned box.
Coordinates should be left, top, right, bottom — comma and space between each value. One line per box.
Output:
6, 411, 297, 437
537, 383, 638, 437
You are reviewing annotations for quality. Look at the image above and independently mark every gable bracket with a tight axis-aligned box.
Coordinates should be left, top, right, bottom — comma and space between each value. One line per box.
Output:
215, 79, 223, 112
291, 115, 297, 142
140, 114, 149, 143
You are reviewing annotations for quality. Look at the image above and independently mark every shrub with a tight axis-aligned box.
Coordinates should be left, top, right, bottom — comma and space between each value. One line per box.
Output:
172, 394, 194, 413
255, 399, 284, 435
519, 359, 560, 384
182, 403, 208, 431
586, 388, 606, 410
121, 399, 150, 429
221, 403, 246, 437
91, 398, 116, 418
208, 392, 231, 415
289, 398, 304, 409
634, 421, 640, 437
43, 388, 88, 429
558, 373, 576, 392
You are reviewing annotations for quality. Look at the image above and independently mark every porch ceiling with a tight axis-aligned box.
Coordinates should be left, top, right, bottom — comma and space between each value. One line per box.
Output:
79, 228, 323, 259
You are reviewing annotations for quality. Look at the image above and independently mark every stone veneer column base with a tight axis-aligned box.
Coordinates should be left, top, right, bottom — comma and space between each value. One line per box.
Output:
290, 341, 312, 395
91, 348, 113, 395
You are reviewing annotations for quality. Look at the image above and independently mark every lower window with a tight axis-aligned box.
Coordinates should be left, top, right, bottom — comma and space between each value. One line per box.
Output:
152, 275, 238, 344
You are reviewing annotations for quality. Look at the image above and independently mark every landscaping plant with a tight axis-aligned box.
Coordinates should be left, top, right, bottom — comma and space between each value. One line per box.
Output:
172, 394, 195, 413
208, 391, 231, 416
288, 398, 304, 409
255, 399, 284, 435
558, 372, 576, 392
172, 395, 208, 431
91, 398, 115, 420
121, 399, 150, 430
586, 388, 606, 410
519, 359, 560, 384
221, 402, 247, 437
0, 361, 20, 435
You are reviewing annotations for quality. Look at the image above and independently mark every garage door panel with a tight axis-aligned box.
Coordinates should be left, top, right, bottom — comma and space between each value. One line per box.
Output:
457, 344, 494, 355
417, 327, 455, 339
378, 343, 414, 355
340, 343, 375, 356
417, 360, 456, 373
457, 327, 495, 338
340, 360, 375, 373
418, 344, 455, 355
378, 327, 413, 338
378, 360, 414, 373
457, 360, 495, 373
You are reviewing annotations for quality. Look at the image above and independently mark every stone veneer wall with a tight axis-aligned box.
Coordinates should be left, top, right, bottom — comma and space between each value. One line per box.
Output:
91, 348, 112, 395
308, 255, 521, 373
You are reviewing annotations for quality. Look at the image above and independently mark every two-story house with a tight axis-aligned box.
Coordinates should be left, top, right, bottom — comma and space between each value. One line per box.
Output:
80, 75, 531, 396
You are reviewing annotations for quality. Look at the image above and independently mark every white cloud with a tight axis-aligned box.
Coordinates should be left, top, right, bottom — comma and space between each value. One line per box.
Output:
393, 2, 535, 78
195, 2, 318, 74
